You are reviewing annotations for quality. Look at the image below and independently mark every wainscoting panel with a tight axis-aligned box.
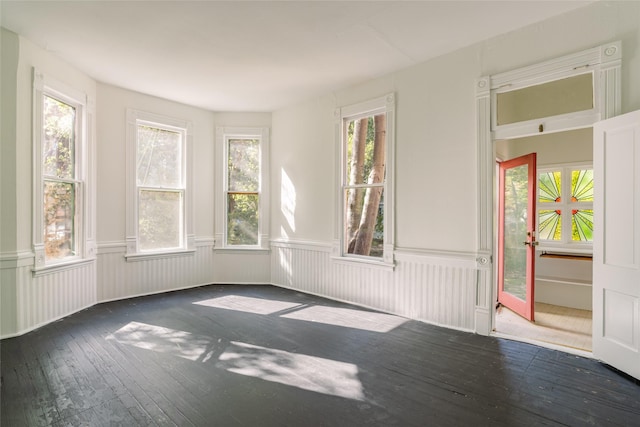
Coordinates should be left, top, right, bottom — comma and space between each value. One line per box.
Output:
97, 240, 215, 302
23, 262, 97, 333
271, 241, 478, 332
0, 254, 32, 337
212, 250, 271, 284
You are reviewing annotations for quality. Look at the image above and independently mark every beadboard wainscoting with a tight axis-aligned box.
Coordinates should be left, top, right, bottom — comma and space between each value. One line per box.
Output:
96, 238, 216, 303
0, 252, 97, 339
271, 240, 478, 332
212, 250, 271, 284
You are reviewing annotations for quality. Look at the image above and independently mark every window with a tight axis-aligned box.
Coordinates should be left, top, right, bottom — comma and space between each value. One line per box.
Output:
538, 165, 593, 249
336, 94, 395, 265
215, 127, 269, 250
33, 70, 92, 270
126, 110, 193, 258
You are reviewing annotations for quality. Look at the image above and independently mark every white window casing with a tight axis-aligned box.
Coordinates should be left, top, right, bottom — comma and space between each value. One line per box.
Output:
125, 109, 194, 260
32, 69, 96, 275
333, 93, 395, 268
215, 126, 270, 251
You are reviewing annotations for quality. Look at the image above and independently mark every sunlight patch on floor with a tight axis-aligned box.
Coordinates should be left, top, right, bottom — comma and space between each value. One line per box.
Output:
194, 295, 302, 315
281, 305, 407, 333
217, 341, 365, 401
107, 321, 215, 362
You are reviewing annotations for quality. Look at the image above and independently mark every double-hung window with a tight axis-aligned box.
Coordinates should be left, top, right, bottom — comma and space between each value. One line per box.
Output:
215, 127, 269, 250
336, 94, 395, 265
126, 110, 193, 257
538, 164, 594, 251
33, 70, 92, 270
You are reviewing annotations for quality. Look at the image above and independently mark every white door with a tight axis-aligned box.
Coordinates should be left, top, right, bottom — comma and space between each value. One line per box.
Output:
593, 110, 640, 380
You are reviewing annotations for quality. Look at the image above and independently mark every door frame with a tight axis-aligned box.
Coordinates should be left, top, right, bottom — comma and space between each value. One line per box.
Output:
473, 41, 621, 336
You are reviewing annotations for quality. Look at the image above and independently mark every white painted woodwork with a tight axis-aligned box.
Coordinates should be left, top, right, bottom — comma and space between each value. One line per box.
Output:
125, 109, 195, 258
97, 239, 215, 303
593, 111, 640, 380
334, 94, 395, 266
490, 42, 621, 140
0, 253, 96, 339
476, 41, 622, 336
214, 126, 270, 250
272, 240, 477, 332
32, 69, 97, 271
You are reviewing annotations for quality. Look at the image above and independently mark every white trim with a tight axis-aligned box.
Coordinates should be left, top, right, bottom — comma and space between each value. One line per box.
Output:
215, 126, 270, 250
330, 255, 395, 271
32, 257, 96, 277
32, 68, 94, 269
270, 238, 333, 252
475, 41, 622, 337
124, 249, 196, 262
491, 41, 621, 140
394, 247, 477, 267
125, 109, 194, 258
335, 93, 395, 264
0, 251, 35, 269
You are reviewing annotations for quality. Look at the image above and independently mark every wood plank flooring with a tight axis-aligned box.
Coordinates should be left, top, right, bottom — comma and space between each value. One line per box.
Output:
1, 285, 639, 426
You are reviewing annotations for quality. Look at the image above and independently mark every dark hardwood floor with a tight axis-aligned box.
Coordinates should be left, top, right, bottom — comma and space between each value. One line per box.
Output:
1, 284, 639, 426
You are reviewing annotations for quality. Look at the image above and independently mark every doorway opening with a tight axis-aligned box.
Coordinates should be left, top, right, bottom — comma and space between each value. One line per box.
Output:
494, 128, 594, 353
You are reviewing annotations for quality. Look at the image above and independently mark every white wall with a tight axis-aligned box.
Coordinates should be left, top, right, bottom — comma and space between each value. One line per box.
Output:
3, 0, 640, 337
270, 1, 640, 328
1, 31, 98, 337
96, 83, 216, 243
96, 84, 274, 300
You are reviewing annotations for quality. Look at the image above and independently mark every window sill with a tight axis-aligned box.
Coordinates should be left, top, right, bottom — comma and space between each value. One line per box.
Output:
125, 249, 196, 262
331, 255, 395, 271
32, 257, 96, 277
537, 245, 592, 256
214, 246, 271, 254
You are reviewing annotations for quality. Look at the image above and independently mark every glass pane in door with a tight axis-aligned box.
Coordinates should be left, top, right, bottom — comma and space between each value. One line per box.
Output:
503, 164, 529, 300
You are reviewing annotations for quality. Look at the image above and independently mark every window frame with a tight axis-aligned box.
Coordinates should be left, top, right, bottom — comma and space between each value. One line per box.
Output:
334, 94, 395, 267
126, 109, 194, 260
537, 162, 594, 253
33, 69, 94, 273
215, 127, 270, 251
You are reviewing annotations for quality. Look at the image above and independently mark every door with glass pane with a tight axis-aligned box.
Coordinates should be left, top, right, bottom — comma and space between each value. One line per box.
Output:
498, 153, 537, 321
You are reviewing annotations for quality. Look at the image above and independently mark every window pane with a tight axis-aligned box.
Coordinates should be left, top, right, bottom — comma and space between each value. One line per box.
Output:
503, 165, 529, 300
228, 139, 260, 192
227, 193, 259, 245
572, 209, 593, 242
539, 209, 562, 241
539, 171, 561, 203
138, 190, 182, 250
137, 125, 182, 187
343, 112, 386, 259
345, 115, 386, 186
44, 181, 75, 260
496, 73, 593, 126
344, 187, 384, 258
43, 96, 75, 179
572, 169, 593, 202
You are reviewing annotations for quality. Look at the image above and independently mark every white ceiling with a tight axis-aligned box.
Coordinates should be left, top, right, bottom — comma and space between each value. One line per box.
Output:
1, 1, 593, 112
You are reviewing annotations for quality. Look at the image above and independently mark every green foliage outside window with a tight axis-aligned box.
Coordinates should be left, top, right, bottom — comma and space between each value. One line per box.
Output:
43, 95, 76, 260
227, 139, 260, 245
